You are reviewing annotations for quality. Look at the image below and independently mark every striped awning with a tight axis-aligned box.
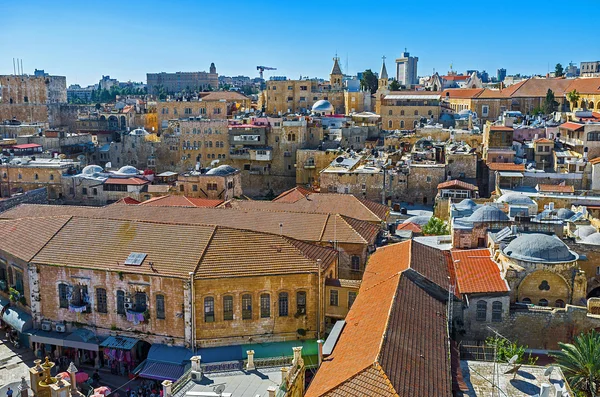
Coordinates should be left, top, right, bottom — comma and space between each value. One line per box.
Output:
137, 360, 188, 382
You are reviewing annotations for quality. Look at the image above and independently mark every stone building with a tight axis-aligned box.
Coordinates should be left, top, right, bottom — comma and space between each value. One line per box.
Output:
156, 100, 227, 132
0, 157, 79, 200
176, 165, 242, 200
147, 65, 218, 95
295, 149, 341, 187
558, 121, 600, 160
379, 91, 441, 130
168, 119, 229, 170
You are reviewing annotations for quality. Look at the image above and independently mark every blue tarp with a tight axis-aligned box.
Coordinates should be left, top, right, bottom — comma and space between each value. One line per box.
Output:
100, 335, 139, 350
196, 339, 318, 363
0, 296, 33, 332
138, 361, 189, 382
147, 344, 193, 365
197, 344, 243, 363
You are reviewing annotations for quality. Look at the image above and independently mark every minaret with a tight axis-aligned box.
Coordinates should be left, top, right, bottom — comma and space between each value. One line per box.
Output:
330, 56, 343, 90
378, 56, 389, 90
209, 62, 216, 74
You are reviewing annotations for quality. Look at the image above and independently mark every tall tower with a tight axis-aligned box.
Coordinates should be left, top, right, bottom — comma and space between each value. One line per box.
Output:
209, 62, 216, 74
330, 56, 343, 90
378, 56, 389, 90
395, 49, 418, 87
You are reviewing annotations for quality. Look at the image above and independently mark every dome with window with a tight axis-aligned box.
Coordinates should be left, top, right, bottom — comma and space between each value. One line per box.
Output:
311, 100, 334, 115
81, 165, 104, 176
115, 165, 139, 175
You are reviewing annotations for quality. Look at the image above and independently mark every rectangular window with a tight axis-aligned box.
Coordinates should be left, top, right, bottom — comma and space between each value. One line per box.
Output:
260, 293, 270, 318
330, 290, 339, 306
14, 271, 23, 294
59, 284, 69, 308
296, 291, 306, 314
279, 293, 288, 317
348, 292, 357, 309
96, 288, 107, 313
135, 292, 147, 312
223, 296, 234, 320
82, 187, 87, 195
204, 297, 215, 322
156, 295, 165, 319
351, 256, 360, 272
117, 290, 125, 314
242, 294, 252, 320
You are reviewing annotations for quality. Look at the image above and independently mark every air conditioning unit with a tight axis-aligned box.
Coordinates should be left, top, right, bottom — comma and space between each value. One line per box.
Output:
55, 323, 66, 333
41, 322, 52, 332
124, 302, 134, 310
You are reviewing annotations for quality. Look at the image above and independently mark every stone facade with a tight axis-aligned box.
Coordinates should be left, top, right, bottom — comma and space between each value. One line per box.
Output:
156, 101, 227, 132
176, 168, 242, 200
379, 93, 441, 130
170, 119, 229, 171
0, 187, 47, 212
0, 159, 79, 200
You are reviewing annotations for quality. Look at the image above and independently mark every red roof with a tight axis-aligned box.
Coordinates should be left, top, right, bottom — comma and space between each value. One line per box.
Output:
273, 186, 315, 203
486, 163, 525, 171
437, 180, 478, 191
12, 143, 42, 149
451, 249, 508, 294
537, 184, 574, 193
590, 157, 600, 165
534, 138, 554, 144
114, 197, 141, 205
104, 177, 149, 185
140, 195, 223, 208
489, 126, 514, 132
560, 122, 584, 131
443, 75, 470, 81
395, 222, 422, 233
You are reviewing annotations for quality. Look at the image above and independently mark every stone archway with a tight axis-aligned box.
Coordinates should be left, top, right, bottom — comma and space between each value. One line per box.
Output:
517, 270, 571, 306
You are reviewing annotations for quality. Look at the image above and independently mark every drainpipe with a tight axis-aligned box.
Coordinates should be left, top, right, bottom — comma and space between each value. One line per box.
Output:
317, 259, 322, 340
189, 271, 196, 353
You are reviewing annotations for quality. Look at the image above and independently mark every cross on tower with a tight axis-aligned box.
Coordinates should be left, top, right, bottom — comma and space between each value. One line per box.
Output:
382, 55, 386, 62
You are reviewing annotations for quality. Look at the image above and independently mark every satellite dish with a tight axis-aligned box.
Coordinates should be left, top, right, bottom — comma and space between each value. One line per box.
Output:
508, 355, 519, 365
544, 366, 555, 377
213, 384, 226, 395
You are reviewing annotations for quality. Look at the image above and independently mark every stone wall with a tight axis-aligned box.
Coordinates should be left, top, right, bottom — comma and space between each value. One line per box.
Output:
0, 187, 48, 212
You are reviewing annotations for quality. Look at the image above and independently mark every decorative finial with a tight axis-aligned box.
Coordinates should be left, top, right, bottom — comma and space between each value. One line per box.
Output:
68, 361, 78, 374
382, 55, 386, 62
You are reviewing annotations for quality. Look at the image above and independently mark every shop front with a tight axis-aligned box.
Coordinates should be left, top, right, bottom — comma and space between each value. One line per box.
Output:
0, 296, 33, 348
134, 344, 193, 382
29, 327, 104, 371
100, 335, 150, 377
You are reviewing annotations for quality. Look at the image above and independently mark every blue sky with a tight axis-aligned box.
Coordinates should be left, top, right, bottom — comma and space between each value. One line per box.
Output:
1, 0, 598, 86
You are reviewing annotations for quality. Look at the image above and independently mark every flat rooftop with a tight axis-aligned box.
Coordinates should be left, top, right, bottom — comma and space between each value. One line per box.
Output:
174, 367, 281, 397
460, 361, 572, 396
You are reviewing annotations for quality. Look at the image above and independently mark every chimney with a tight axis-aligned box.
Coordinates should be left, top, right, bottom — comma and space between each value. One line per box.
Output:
190, 355, 202, 379
267, 386, 277, 397
292, 346, 303, 367
18, 377, 29, 397
161, 380, 172, 397
49, 373, 71, 397
246, 350, 256, 370
280, 367, 288, 387
67, 362, 78, 392
511, 225, 518, 236
317, 339, 324, 367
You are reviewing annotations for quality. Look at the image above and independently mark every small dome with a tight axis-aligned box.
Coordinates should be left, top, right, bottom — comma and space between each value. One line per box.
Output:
465, 205, 509, 222
312, 100, 334, 114
205, 164, 237, 176
403, 215, 431, 226
582, 232, 600, 246
130, 128, 148, 136
497, 193, 535, 206
455, 199, 478, 210
574, 225, 597, 239
503, 234, 578, 263
82, 165, 103, 175
556, 208, 575, 220
116, 166, 139, 175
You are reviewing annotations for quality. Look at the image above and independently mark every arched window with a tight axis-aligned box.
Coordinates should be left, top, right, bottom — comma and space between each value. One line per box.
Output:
555, 299, 565, 308
492, 301, 502, 322
521, 297, 531, 304
116, 290, 125, 314
156, 295, 165, 319
400, 110, 405, 116
400, 120, 405, 128
388, 120, 393, 129
260, 293, 270, 318
134, 291, 147, 312
204, 297, 215, 322
476, 300, 487, 321
428, 110, 432, 116
49, 174, 54, 181
414, 110, 419, 116
34, 173, 39, 180
279, 292, 289, 317
388, 110, 393, 115
538, 299, 548, 307
414, 120, 419, 127
242, 294, 252, 319
58, 283, 69, 308
296, 291, 307, 315
223, 295, 233, 320
96, 288, 107, 313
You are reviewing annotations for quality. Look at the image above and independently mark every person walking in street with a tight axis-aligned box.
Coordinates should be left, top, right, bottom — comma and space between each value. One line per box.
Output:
6, 388, 13, 397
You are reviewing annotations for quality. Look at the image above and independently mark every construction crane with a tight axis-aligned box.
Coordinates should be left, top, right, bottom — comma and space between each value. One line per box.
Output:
257, 66, 277, 80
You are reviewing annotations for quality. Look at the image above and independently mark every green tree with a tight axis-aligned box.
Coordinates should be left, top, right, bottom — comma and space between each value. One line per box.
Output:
567, 89, 580, 110
552, 330, 600, 396
421, 216, 449, 236
389, 79, 401, 91
555, 63, 564, 77
360, 69, 378, 93
543, 89, 558, 114
486, 337, 537, 365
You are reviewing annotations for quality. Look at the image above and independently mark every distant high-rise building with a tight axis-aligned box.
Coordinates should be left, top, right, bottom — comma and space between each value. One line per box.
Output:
580, 61, 600, 77
147, 63, 218, 95
497, 68, 507, 82
395, 50, 418, 87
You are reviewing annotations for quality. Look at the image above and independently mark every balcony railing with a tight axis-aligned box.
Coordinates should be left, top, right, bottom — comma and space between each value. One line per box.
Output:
560, 137, 584, 146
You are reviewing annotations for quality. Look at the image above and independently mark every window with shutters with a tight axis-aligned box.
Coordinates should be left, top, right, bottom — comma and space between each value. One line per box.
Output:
476, 300, 487, 321
116, 290, 125, 314
58, 283, 69, 308
491, 301, 502, 322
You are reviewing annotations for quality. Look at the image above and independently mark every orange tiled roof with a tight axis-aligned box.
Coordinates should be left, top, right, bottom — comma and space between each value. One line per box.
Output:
441, 88, 485, 99
0, 216, 71, 262
590, 157, 600, 165
486, 163, 525, 171
104, 177, 149, 185
114, 197, 141, 205
437, 179, 478, 191
489, 125, 514, 131
272, 186, 315, 203
450, 249, 508, 294
395, 222, 422, 233
537, 184, 574, 193
140, 195, 223, 208
534, 138, 554, 144
564, 77, 600, 94
504, 78, 571, 98
306, 240, 452, 397
560, 122, 585, 131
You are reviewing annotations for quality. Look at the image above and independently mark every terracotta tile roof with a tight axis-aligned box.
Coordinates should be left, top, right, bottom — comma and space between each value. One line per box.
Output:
442, 75, 470, 81
139, 195, 223, 208
565, 77, 600, 94
114, 197, 141, 205
340, 215, 381, 243
489, 125, 514, 132
537, 184, 574, 193
534, 138, 554, 144
476, 88, 508, 99
200, 91, 249, 101
0, 205, 371, 245
590, 157, 600, 165
560, 122, 585, 131
441, 88, 485, 99
226, 194, 388, 223
410, 240, 453, 289
306, 241, 452, 397
486, 163, 525, 171
32, 217, 215, 278
437, 179, 478, 191
395, 222, 422, 233
450, 249, 508, 294
104, 177, 149, 185
0, 216, 71, 262
272, 186, 315, 203
504, 78, 572, 98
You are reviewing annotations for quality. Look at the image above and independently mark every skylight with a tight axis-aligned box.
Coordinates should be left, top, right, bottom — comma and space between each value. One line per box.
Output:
124, 252, 147, 266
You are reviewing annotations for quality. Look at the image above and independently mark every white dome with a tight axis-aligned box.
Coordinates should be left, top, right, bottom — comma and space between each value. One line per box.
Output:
312, 100, 334, 113
503, 234, 578, 263
82, 165, 104, 175
205, 165, 237, 176
574, 225, 597, 239
130, 128, 149, 136
497, 193, 535, 206
582, 232, 600, 246
116, 166, 139, 175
